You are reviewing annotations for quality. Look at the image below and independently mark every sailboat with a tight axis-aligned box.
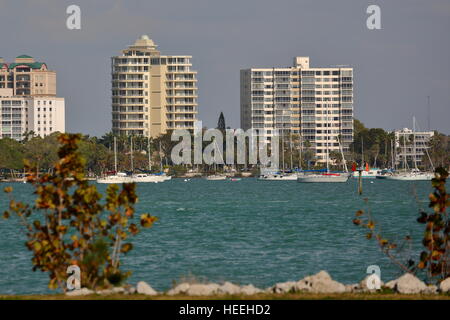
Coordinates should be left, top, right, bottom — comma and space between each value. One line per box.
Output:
351, 137, 381, 179
384, 117, 434, 181
128, 137, 165, 183
259, 133, 298, 181
297, 105, 350, 183
98, 137, 165, 184
206, 139, 227, 180
97, 137, 131, 184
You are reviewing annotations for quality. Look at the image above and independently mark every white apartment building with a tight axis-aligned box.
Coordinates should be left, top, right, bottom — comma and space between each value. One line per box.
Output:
240, 57, 354, 162
0, 88, 65, 140
112, 35, 198, 137
394, 127, 434, 167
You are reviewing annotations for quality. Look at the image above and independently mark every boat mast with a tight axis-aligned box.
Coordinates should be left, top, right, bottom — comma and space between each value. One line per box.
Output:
338, 136, 348, 173
130, 136, 134, 173
325, 104, 329, 173
391, 139, 395, 170
298, 134, 303, 170
114, 136, 117, 173
361, 137, 364, 170
289, 132, 293, 170
159, 140, 163, 172
281, 133, 285, 171
413, 116, 418, 170
402, 131, 408, 171
148, 136, 151, 171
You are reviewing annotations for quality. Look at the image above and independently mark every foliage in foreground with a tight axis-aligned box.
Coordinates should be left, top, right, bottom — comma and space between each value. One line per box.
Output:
3, 134, 157, 291
353, 167, 449, 283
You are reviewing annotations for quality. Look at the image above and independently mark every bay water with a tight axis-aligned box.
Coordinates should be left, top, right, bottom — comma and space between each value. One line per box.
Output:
0, 178, 435, 294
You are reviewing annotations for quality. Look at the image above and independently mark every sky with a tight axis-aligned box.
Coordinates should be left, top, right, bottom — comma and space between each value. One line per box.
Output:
0, 0, 449, 136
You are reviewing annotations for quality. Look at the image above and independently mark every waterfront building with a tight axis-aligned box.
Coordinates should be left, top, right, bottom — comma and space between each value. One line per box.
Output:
0, 89, 65, 140
0, 55, 56, 96
0, 55, 64, 140
111, 35, 198, 137
240, 57, 354, 162
394, 127, 434, 167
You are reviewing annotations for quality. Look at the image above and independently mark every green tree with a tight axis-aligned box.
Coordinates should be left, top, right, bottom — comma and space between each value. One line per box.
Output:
217, 112, 226, 132
23, 133, 60, 175
0, 138, 25, 170
424, 132, 450, 169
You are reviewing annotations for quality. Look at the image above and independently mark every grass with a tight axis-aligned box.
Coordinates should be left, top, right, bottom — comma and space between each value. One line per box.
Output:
1, 292, 449, 300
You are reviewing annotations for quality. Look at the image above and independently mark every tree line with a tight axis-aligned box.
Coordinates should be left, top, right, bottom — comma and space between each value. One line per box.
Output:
0, 120, 448, 177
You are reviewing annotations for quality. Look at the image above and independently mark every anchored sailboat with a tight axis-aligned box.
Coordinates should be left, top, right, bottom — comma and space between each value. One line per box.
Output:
206, 138, 227, 180
384, 117, 434, 181
297, 104, 350, 183
97, 136, 165, 184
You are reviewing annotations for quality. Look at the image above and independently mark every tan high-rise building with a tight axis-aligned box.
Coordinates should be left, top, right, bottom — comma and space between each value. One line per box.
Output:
241, 57, 354, 163
111, 35, 198, 137
0, 55, 56, 96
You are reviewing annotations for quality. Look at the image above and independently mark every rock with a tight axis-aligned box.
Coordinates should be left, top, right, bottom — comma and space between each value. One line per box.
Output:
391, 273, 428, 294
96, 287, 126, 295
439, 277, 450, 293
66, 287, 94, 296
359, 275, 384, 292
113, 287, 125, 294
136, 281, 158, 295
240, 284, 262, 295
424, 285, 438, 294
186, 283, 220, 296
297, 271, 346, 293
384, 279, 397, 290
271, 281, 298, 294
128, 287, 136, 294
345, 284, 360, 293
96, 289, 113, 295
294, 280, 313, 292
217, 282, 241, 295
167, 282, 190, 295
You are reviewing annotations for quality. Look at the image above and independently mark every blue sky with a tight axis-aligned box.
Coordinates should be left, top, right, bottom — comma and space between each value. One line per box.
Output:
1, 0, 449, 135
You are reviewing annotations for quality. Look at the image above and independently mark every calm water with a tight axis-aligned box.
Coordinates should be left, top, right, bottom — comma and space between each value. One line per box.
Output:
0, 178, 436, 294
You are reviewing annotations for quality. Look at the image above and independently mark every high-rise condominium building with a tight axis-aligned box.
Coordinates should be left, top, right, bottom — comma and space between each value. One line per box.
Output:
240, 57, 354, 162
0, 55, 64, 140
111, 35, 198, 137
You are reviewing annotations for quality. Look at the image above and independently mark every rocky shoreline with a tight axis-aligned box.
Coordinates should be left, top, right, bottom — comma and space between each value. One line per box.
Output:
66, 271, 450, 297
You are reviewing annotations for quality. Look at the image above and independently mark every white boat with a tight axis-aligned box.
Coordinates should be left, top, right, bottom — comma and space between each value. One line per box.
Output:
298, 122, 350, 183
205, 139, 227, 181
259, 173, 298, 181
352, 168, 381, 179
298, 172, 350, 183
97, 172, 131, 184
205, 175, 227, 181
129, 173, 165, 183
383, 117, 434, 181
159, 173, 172, 181
97, 137, 167, 184
97, 137, 130, 184
383, 171, 433, 181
